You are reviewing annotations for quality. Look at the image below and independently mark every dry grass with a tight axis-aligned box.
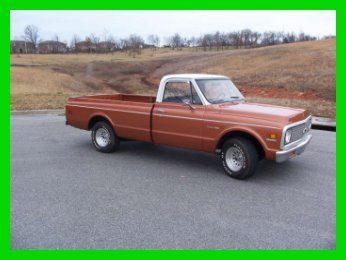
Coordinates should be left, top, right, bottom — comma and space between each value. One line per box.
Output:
11, 66, 90, 94
151, 40, 335, 101
11, 93, 71, 110
10, 39, 335, 117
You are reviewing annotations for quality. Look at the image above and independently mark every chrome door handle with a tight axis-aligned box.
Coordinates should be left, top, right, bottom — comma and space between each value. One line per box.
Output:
157, 108, 165, 113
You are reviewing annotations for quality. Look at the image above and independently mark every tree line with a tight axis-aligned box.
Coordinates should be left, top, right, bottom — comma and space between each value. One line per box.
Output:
15, 25, 334, 55
167, 30, 322, 51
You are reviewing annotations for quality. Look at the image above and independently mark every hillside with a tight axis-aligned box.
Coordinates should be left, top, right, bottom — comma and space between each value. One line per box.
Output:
11, 39, 335, 117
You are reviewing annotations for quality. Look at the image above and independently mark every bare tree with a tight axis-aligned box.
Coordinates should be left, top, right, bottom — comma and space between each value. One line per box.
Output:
204, 33, 214, 51
70, 34, 81, 52
106, 35, 116, 53
119, 39, 129, 52
198, 35, 207, 51
282, 32, 296, 43
17, 25, 321, 55
127, 34, 144, 57
227, 31, 242, 49
220, 33, 228, 50
87, 34, 99, 52
212, 31, 219, 50
298, 32, 316, 42
89, 33, 100, 45
322, 35, 335, 40
241, 29, 252, 48
261, 31, 282, 46
147, 34, 160, 50
49, 34, 61, 53
188, 36, 198, 51
23, 25, 39, 50
154, 35, 160, 48
100, 30, 116, 53
169, 33, 183, 50
249, 31, 261, 47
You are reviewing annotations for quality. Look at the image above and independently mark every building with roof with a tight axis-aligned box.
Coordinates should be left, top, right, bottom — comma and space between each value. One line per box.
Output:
10, 40, 35, 54
75, 41, 97, 53
38, 41, 67, 54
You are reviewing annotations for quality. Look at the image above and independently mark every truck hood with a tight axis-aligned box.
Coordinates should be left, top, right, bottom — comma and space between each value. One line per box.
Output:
217, 101, 309, 124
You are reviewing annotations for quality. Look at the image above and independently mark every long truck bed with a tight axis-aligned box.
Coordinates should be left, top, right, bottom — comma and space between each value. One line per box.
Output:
66, 94, 157, 142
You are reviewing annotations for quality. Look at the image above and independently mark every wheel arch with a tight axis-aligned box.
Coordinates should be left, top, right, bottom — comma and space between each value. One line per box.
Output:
88, 113, 114, 130
216, 128, 267, 159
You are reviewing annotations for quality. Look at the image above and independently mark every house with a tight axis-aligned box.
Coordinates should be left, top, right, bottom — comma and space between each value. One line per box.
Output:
38, 41, 67, 54
97, 41, 116, 53
142, 43, 156, 49
75, 41, 97, 53
10, 40, 35, 54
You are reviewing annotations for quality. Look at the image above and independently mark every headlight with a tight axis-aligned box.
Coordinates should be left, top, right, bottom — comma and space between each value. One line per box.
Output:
285, 130, 292, 144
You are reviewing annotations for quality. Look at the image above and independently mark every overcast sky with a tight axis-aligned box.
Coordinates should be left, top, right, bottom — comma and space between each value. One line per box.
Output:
11, 10, 336, 43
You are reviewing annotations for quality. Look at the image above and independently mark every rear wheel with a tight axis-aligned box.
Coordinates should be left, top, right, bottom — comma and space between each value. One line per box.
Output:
91, 121, 119, 153
221, 137, 258, 180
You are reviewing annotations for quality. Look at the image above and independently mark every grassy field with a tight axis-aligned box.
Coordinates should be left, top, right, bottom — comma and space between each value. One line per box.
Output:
11, 39, 335, 117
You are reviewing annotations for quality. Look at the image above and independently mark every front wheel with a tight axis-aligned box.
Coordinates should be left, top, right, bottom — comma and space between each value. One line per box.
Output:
221, 137, 258, 180
91, 121, 119, 153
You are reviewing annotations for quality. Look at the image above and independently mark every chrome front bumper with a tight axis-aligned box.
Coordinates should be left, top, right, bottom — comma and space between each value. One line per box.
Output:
275, 134, 312, 163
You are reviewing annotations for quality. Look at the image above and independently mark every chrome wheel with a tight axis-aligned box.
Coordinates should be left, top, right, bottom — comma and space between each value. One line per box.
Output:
95, 127, 110, 148
225, 146, 244, 172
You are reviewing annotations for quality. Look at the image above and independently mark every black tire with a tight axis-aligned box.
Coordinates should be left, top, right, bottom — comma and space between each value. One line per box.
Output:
91, 121, 119, 153
221, 137, 258, 180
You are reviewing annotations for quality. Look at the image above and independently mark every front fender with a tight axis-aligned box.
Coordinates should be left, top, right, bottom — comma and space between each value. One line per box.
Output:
215, 126, 280, 160
218, 126, 268, 149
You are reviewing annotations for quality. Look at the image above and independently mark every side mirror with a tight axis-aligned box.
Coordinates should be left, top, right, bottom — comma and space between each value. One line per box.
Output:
183, 101, 196, 110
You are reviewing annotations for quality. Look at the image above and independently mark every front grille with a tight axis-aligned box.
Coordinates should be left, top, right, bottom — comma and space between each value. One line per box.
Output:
288, 117, 311, 143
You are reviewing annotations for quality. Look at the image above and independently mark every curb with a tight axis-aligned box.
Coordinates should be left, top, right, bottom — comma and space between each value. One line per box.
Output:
312, 116, 336, 132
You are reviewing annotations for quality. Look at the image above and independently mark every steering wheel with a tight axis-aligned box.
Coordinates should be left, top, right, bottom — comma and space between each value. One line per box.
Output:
174, 96, 185, 103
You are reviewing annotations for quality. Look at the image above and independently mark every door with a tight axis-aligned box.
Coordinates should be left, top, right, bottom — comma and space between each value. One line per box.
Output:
152, 81, 205, 151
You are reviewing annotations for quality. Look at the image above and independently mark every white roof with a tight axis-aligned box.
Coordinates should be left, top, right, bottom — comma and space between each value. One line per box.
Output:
162, 73, 229, 81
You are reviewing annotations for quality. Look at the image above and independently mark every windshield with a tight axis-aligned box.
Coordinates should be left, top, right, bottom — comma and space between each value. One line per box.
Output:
196, 78, 244, 104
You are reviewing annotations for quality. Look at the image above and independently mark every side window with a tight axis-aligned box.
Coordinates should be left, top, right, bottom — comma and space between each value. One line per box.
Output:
163, 82, 191, 103
191, 85, 202, 105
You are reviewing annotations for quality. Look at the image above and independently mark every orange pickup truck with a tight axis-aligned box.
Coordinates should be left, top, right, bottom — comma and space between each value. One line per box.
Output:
65, 74, 312, 179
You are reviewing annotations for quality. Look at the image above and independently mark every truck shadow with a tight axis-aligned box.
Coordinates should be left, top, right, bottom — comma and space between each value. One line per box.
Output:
117, 141, 224, 177
112, 141, 304, 183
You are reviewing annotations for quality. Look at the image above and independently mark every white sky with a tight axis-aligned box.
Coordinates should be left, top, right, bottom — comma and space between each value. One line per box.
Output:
10, 10, 336, 43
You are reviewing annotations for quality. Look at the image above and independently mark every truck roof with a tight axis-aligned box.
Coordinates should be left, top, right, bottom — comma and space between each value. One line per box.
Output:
162, 74, 229, 81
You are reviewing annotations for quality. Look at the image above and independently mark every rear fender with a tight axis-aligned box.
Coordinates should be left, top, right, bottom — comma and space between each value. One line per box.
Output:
88, 112, 116, 131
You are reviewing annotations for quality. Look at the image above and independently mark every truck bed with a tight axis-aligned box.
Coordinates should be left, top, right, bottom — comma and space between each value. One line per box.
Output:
66, 93, 157, 142
70, 93, 156, 104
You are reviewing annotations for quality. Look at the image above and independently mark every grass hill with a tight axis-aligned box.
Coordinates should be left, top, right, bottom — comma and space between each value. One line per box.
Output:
11, 39, 335, 117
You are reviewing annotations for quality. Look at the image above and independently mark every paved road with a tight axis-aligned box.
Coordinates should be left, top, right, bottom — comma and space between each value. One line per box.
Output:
11, 113, 336, 249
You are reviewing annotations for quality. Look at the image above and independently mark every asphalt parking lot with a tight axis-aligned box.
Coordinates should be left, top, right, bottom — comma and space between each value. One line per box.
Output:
11, 113, 335, 249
